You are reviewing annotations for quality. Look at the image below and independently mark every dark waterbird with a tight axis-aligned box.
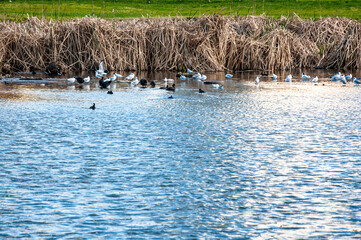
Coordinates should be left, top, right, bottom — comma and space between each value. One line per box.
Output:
166, 84, 176, 92
150, 81, 156, 87
168, 95, 174, 99
107, 90, 113, 94
30, 66, 36, 75
199, 89, 205, 93
140, 78, 147, 87
99, 77, 112, 89
203, 81, 217, 85
90, 103, 96, 110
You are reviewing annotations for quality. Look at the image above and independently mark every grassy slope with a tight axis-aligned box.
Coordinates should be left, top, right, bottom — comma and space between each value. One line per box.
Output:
0, 0, 360, 20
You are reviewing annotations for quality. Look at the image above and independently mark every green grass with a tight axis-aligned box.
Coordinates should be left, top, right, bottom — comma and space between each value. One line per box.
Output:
1, 0, 361, 21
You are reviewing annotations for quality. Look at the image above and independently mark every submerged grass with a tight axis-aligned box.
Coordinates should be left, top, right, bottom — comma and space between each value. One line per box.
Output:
0, 15, 360, 73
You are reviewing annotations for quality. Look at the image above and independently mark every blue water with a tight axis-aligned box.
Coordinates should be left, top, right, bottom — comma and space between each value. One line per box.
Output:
0, 74, 361, 239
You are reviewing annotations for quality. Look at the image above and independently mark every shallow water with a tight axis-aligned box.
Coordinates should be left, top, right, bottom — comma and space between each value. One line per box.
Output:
0, 71, 361, 239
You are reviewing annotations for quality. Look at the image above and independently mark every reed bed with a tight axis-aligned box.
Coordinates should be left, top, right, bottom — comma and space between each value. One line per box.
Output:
0, 15, 360, 74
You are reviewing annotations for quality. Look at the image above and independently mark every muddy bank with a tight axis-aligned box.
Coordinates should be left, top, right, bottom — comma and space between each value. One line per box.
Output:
0, 15, 360, 74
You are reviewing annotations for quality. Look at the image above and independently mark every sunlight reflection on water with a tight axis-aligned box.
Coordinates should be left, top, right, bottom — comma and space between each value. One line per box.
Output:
0, 71, 360, 238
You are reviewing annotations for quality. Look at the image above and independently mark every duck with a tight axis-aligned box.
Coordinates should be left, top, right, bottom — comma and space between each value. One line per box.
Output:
272, 73, 277, 81
90, 103, 96, 110
99, 77, 112, 89
225, 73, 233, 78
199, 89, 205, 93
140, 78, 147, 87
168, 95, 174, 99
150, 81, 156, 87
166, 84, 176, 92
285, 74, 292, 82
107, 90, 113, 94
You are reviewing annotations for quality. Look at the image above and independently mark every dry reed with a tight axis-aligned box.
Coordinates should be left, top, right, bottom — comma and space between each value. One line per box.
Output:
0, 15, 360, 74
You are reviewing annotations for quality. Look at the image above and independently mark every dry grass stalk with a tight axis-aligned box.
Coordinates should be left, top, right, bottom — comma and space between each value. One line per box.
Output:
0, 15, 360, 74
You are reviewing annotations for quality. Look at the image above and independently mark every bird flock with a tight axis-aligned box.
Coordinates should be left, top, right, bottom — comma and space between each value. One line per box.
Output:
62, 61, 361, 109
254, 72, 361, 86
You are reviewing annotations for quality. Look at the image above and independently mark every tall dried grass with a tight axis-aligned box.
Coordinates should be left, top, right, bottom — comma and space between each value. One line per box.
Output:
0, 15, 360, 73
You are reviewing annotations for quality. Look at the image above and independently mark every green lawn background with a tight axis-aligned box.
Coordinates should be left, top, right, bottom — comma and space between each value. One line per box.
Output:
1, 0, 360, 21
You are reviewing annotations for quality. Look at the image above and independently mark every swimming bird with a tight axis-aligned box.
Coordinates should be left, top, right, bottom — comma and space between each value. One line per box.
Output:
99, 77, 112, 89
150, 81, 156, 87
193, 72, 201, 79
67, 77, 76, 83
107, 90, 113, 94
90, 103, 96, 110
340, 75, 347, 84
140, 78, 147, 87
187, 69, 193, 73
199, 74, 207, 81
168, 95, 174, 99
131, 77, 139, 86
302, 73, 311, 80
212, 84, 223, 89
180, 75, 187, 80
330, 72, 341, 81
225, 73, 233, 78
255, 76, 260, 85
164, 77, 175, 83
285, 74, 292, 82
353, 77, 361, 85
345, 74, 352, 80
114, 73, 123, 79
75, 77, 85, 84
272, 73, 277, 81
125, 73, 135, 81
83, 76, 90, 83
166, 84, 176, 92
312, 76, 318, 83
199, 89, 205, 93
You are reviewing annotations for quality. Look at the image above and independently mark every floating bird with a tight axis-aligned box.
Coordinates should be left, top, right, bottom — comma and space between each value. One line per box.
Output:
83, 76, 90, 83
168, 95, 174, 99
302, 73, 311, 80
131, 77, 139, 86
166, 84, 176, 92
353, 77, 361, 85
199, 74, 207, 81
340, 75, 347, 84
67, 77, 76, 83
330, 72, 341, 81
285, 74, 292, 82
114, 73, 123, 79
272, 73, 277, 81
125, 73, 135, 81
312, 76, 318, 83
345, 74, 352, 80
99, 77, 112, 89
199, 89, 205, 93
164, 77, 175, 83
212, 84, 223, 89
187, 69, 193, 73
90, 103, 96, 110
225, 73, 233, 78
150, 81, 156, 87
255, 76, 260, 85
109, 74, 117, 82
193, 72, 201, 79
140, 78, 147, 87
180, 75, 187, 80
107, 90, 113, 94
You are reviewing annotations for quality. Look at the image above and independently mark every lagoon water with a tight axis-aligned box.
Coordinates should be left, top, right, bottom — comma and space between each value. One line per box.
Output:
0, 71, 360, 238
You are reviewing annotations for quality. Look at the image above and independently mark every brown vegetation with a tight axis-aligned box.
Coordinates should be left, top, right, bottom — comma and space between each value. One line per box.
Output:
0, 15, 360, 73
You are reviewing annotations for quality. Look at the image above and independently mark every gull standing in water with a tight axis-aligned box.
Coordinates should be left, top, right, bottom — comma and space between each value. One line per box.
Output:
272, 73, 277, 81
285, 74, 292, 82
345, 74, 352, 80
353, 77, 361, 85
312, 76, 318, 84
255, 76, 260, 85
302, 73, 311, 80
